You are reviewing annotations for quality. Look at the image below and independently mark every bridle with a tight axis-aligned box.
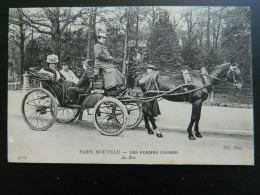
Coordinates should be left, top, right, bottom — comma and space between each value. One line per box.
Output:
226, 65, 241, 83
201, 64, 241, 88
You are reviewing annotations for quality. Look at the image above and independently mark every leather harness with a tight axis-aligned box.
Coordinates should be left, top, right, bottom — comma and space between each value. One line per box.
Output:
144, 68, 213, 96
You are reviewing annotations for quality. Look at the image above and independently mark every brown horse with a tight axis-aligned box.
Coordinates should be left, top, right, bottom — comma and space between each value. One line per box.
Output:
135, 63, 242, 140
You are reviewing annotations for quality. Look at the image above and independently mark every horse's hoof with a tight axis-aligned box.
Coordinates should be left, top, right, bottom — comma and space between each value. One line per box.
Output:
188, 135, 196, 140
156, 133, 163, 138
148, 130, 154, 135
195, 133, 203, 138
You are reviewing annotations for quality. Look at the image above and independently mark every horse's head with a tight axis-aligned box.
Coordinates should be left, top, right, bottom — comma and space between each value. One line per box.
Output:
226, 63, 242, 90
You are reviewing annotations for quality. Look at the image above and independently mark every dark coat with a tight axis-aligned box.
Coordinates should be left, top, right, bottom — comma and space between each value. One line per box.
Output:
143, 99, 161, 117
136, 72, 161, 117
75, 68, 94, 88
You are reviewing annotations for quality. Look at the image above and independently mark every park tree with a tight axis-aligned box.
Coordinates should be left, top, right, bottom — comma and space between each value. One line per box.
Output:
181, 8, 202, 69
24, 39, 40, 70
9, 9, 31, 81
81, 7, 99, 60
17, 8, 84, 68
220, 7, 251, 84
147, 10, 181, 71
100, 7, 133, 76
24, 35, 52, 70
8, 6, 252, 87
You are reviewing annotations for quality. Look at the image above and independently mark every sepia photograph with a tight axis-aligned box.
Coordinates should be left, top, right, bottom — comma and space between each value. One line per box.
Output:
7, 6, 254, 164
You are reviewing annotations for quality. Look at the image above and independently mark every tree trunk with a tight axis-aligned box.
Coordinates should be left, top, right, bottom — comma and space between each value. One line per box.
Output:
135, 14, 139, 49
52, 32, 61, 68
50, 13, 61, 68
89, 7, 97, 60
87, 9, 93, 59
19, 23, 25, 82
122, 7, 130, 82
215, 11, 222, 50
206, 7, 211, 49
87, 29, 91, 59
215, 23, 221, 50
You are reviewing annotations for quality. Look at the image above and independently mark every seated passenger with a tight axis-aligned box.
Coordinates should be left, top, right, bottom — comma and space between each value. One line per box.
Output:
66, 59, 94, 104
94, 32, 125, 92
60, 56, 79, 85
38, 54, 61, 81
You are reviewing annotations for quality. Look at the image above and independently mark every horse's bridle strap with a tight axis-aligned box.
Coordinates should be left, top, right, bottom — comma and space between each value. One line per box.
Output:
201, 73, 236, 87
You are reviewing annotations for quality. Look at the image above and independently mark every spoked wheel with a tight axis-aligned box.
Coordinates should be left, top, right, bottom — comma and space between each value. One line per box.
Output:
21, 88, 57, 131
93, 97, 128, 136
115, 101, 143, 129
56, 105, 80, 124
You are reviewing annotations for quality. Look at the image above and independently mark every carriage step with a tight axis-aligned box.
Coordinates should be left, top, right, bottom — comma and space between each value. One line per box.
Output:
64, 104, 82, 109
107, 87, 128, 96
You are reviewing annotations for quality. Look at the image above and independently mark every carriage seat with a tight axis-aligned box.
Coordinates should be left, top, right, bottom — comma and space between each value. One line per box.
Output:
29, 67, 55, 81
89, 66, 104, 91
93, 66, 104, 79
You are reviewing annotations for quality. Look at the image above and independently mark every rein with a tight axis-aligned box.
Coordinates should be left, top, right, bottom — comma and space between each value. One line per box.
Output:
120, 84, 207, 103
200, 72, 237, 87
126, 64, 240, 103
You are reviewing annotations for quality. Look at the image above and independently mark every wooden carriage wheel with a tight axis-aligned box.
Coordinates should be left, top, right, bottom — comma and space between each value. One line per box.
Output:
21, 88, 57, 131
93, 97, 128, 136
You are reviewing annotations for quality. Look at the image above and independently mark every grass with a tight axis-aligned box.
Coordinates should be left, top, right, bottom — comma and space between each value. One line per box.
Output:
204, 83, 253, 108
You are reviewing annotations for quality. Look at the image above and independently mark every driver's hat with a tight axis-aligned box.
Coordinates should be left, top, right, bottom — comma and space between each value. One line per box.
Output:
97, 32, 108, 38
147, 64, 155, 70
46, 54, 59, 63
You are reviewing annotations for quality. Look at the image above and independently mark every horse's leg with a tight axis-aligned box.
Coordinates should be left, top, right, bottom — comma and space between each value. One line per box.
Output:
78, 111, 83, 121
143, 111, 154, 135
148, 115, 163, 138
194, 103, 203, 138
187, 100, 202, 140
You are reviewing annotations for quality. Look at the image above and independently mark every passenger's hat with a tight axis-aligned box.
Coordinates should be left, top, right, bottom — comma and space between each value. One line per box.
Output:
61, 56, 72, 66
46, 54, 59, 63
147, 64, 155, 69
97, 32, 108, 38
62, 56, 72, 64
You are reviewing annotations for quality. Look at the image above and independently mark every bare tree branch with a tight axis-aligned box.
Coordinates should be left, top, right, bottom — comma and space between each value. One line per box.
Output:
9, 39, 21, 49
60, 11, 82, 33
20, 20, 53, 35
18, 9, 52, 29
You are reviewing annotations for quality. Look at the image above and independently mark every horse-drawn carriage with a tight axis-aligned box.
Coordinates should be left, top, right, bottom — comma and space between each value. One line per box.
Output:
21, 62, 242, 139
21, 66, 143, 136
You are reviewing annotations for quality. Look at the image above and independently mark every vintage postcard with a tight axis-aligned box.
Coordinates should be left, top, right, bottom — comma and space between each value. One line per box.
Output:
8, 6, 254, 165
